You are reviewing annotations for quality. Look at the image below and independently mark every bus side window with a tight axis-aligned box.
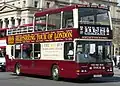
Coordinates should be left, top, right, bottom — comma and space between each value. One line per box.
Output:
11, 46, 14, 58
15, 44, 21, 59
11, 46, 13, 56
21, 44, 32, 59
35, 16, 46, 31
34, 43, 41, 59
48, 13, 60, 30
64, 42, 74, 60
62, 11, 73, 28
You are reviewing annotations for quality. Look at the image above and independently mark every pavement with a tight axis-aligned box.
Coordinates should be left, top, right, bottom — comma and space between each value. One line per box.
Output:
113, 67, 120, 76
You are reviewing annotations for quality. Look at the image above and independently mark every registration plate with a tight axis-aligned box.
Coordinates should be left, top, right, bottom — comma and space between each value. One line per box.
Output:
94, 75, 102, 77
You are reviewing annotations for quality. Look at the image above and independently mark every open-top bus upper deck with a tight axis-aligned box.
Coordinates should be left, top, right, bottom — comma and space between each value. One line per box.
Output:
5, 4, 114, 80
35, 4, 109, 17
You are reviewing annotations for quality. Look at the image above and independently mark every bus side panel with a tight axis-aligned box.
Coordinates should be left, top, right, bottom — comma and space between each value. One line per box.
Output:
5, 55, 15, 72
27, 60, 78, 79
34, 60, 78, 79
33, 60, 57, 76
59, 61, 78, 79
18, 60, 33, 74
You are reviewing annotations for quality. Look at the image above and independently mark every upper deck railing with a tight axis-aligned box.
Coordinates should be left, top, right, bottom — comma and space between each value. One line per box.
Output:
7, 26, 34, 36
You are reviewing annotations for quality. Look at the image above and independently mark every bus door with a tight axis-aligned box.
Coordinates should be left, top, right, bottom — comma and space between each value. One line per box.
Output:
6, 45, 15, 71
15, 44, 33, 74
29, 43, 41, 74
59, 42, 77, 78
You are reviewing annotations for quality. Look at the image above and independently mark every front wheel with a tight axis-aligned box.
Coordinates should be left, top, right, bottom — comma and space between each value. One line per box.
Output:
51, 65, 59, 81
15, 64, 21, 76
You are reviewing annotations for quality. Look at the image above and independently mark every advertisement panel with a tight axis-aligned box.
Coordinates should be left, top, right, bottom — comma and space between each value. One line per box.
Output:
41, 42, 64, 60
7, 29, 74, 45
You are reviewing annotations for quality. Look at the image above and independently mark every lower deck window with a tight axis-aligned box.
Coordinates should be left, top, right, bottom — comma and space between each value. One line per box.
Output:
34, 43, 41, 59
64, 42, 74, 60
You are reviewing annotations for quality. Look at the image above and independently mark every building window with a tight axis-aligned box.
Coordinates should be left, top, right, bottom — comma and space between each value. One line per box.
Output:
34, 1, 38, 8
5, 18, 9, 28
0, 19, 3, 28
46, 2, 50, 8
23, 1, 26, 7
18, 19, 21, 26
11, 17, 15, 27
23, 19, 25, 24
18, 2, 20, 4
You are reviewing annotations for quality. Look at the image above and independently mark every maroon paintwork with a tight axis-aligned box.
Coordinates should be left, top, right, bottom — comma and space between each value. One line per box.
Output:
5, 27, 114, 79
0, 28, 8, 31
7, 29, 79, 45
5, 55, 113, 79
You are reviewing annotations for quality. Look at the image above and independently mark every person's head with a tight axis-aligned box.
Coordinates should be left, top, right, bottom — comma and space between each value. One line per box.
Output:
68, 50, 74, 55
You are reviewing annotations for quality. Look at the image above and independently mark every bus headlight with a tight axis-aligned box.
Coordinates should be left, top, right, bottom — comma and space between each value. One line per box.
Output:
102, 67, 105, 69
89, 67, 92, 70
106, 68, 113, 72
81, 70, 87, 72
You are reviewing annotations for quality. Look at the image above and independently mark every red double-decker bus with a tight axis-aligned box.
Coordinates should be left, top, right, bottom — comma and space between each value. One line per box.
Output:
6, 4, 114, 81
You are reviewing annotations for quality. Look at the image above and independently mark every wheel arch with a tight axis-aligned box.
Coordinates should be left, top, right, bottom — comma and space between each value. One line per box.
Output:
50, 63, 60, 80
14, 62, 20, 73
51, 63, 57, 73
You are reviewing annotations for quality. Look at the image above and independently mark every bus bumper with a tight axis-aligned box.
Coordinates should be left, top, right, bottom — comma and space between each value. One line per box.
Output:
76, 72, 114, 79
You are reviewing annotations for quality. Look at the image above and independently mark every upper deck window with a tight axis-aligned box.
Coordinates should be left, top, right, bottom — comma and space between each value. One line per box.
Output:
62, 11, 73, 28
48, 13, 60, 30
35, 16, 46, 31
78, 8, 110, 25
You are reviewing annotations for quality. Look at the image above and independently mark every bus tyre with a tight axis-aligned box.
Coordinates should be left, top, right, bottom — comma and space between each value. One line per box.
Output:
15, 64, 21, 76
52, 65, 59, 81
